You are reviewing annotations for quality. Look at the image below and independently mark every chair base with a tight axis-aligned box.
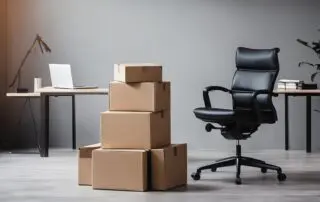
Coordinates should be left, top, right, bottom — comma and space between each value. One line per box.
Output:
191, 144, 286, 185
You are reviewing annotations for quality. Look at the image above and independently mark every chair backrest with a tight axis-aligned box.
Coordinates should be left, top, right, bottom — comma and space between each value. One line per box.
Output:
231, 47, 280, 124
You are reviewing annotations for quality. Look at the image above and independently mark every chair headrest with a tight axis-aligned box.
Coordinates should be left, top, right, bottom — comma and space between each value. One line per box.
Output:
236, 47, 280, 71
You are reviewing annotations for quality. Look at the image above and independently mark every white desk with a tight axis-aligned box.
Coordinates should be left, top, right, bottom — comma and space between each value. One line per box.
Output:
6, 92, 40, 97
37, 87, 108, 95
6, 87, 109, 157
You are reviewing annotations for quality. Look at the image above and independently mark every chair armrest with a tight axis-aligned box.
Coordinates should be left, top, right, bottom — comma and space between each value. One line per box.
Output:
251, 90, 278, 122
252, 90, 278, 99
203, 86, 232, 108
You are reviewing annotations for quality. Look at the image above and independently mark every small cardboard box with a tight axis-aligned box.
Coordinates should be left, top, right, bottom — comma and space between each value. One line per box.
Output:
78, 143, 101, 186
114, 63, 162, 83
92, 148, 148, 192
151, 144, 188, 190
101, 110, 171, 149
109, 81, 170, 112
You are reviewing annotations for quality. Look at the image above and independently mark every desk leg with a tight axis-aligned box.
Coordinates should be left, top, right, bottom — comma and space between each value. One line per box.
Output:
72, 95, 76, 150
306, 96, 311, 153
285, 95, 289, 150
40, 95, 49, 157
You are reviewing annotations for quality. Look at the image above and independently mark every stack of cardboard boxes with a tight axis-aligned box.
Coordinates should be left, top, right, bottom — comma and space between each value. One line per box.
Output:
78, 64, 187, 192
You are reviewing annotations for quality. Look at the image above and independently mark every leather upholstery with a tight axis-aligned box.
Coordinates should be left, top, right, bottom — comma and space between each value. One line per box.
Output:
194, 108, 235, 123
194, 107, 275, 125
194, 47, 280, 140
236, 47, 279, 70
232, 47, 279, 122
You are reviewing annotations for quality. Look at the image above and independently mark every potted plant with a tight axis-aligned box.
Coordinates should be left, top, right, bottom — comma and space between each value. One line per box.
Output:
297, 31, 320, 82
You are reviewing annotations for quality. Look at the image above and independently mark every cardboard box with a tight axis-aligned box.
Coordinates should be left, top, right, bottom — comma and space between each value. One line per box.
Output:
92, 148, 148, 192
78, 143, 101, 186
109, 81, 170, 112
101, 110, 171, 149
114, 63, 162, 83
151, 144, 188, 190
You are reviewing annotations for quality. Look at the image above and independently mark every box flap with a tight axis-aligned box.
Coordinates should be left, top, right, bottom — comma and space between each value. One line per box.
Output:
79, 143, 101, 158
150, 148, 166, 189
114, 63, 162, 83
164, 144, 187, 189
150, 110, 171, 149
101, 111, 152, 115
117, 63, 162, 68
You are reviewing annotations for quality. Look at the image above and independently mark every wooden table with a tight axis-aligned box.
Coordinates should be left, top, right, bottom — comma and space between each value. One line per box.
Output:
6, 87, 109, 157
275, 89, 320, 153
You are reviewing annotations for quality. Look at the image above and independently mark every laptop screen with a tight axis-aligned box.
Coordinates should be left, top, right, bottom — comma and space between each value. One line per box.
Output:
49, 64, 74, 88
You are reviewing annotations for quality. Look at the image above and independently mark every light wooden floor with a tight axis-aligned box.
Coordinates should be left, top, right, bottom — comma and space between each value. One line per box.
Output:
0, 149, 319, 202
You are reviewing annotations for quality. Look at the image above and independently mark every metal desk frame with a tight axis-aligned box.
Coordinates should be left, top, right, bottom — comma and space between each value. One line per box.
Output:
7, 87, 108, 157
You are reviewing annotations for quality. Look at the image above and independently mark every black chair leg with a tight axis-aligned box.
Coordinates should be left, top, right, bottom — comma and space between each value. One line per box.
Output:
241, 158, 287, 182
235, 158, 242, 184
216, 156, 236, 162
197, 158, 236, 173
242, 156, 265, 164
191, 144, 287, 184
191, 158, 236, 181
242, 158, 281, 173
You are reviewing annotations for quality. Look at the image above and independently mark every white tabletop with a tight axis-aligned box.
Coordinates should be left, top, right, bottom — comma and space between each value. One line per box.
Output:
274, 89, 320, 94
6, 92, 41, 98
37, 87, 109, 95
6, 87, 109, 97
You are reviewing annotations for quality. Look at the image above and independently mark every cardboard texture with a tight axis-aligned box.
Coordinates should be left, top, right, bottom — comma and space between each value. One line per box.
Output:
114, 63, 162, 83
109, 81, 171, 112
100, 110, 171, 149
92, 149, 148, 192
78, 143, 101, 186
151, 144, 188, 190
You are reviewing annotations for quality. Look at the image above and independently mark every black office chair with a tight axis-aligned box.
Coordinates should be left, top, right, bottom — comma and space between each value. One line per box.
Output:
191, 47, 286, 185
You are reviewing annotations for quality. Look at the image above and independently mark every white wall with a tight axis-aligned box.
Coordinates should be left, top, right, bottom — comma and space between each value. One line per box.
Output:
5, 0, 320, 151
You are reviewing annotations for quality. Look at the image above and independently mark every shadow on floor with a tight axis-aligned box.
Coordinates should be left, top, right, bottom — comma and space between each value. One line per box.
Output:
197, 170, 320, 185
151, 184, 221, 193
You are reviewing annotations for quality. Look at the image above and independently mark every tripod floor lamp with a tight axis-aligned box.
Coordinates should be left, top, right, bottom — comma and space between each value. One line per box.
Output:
8, 34, 51, 93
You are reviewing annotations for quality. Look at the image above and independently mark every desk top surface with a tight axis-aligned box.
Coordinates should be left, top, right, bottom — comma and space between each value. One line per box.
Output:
6, 92, 41, 97
6, 87, 109, 97
275, 89, 320, 94
37, 87, 109, 94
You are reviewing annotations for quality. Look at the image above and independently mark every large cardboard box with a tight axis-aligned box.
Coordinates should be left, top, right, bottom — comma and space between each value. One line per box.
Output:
92, 148, 148, 192
114, 63, 162, 83
151, 144, 188, 190
109, 81, 170, 112
78, 143, 101, 186
101, 110, 171, 149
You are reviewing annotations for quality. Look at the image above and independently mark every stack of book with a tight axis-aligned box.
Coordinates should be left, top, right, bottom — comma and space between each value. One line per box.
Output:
277, 79, 300, 90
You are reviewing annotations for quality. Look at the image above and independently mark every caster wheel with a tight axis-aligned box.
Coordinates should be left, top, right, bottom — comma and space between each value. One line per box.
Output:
211, 167, 217, 172
277, 173, 287, 182
205, 124, 214, 132
261, 168, 267, 173
191, 172, 201, 181
235, 178, 242, 185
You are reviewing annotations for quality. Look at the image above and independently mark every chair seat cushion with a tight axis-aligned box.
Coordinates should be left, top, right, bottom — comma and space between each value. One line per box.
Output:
194, 107, 276, 124
194, 107, 235, 123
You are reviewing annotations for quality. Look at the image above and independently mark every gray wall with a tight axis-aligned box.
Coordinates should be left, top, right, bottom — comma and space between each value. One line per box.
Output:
5, 0, 320, 151
0, 0, 7, 148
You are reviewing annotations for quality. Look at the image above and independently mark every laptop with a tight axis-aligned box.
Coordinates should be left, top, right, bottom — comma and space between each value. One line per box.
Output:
49, 64, 98, 89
